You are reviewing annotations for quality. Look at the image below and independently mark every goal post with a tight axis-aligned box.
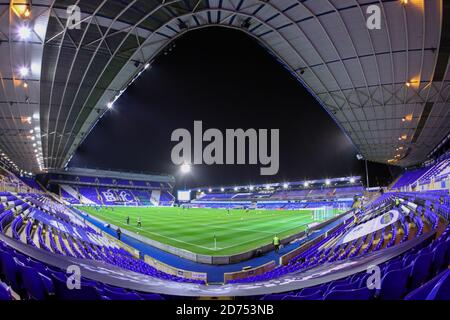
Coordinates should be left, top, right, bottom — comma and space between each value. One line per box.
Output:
313, 206, 336, 221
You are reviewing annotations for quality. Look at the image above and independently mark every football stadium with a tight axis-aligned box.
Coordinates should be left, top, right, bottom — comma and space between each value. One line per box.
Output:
0, 0, 450, 307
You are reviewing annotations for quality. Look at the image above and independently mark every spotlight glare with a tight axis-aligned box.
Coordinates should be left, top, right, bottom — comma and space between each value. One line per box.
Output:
180, 163, 191, 174
18, 25, 31, 40
19, 66, 29, 77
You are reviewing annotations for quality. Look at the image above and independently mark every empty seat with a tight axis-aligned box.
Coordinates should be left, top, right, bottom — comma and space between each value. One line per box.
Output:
324, 287, 374, 300
405, 269, 450, 300
410, 252, 433, 289
260, 294, 286, 300
0, 281, 11, 300
299, 285, 326, 296
378, 265, 412, 300
138, 292, 165, 300
426, 269, 450, 300
51, 273, 99, 300
100, 288, 142, 300
19, 265, 52, 300
431, 242, 447, 275
0, 250, 21, 293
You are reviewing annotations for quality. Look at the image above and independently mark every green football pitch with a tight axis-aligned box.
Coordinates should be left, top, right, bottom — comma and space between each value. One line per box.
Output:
79, 206, 340, 256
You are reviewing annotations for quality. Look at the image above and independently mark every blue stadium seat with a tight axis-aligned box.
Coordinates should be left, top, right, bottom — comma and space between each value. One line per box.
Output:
260, 294, 285, 300
410, 252, 433, 289
378, 265, 412, 300
405, 269, 450, 300
51, 273, 100, 300
18, 265, 52, 300
0, 281, 11, 300
324, 287, 374, 300
0, 249, 21, 293
431, 242, 447, 275
138, 292, 165, 300
100, 287, 142, 300
425, 269, 450, 300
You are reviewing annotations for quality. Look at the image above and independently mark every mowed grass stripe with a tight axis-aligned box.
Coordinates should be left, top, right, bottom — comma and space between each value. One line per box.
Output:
80, 206, 322, 255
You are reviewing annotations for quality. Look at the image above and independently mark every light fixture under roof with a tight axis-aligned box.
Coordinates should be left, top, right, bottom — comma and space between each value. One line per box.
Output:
18, 25, 31, 40
11, 1, 31, 19
180, 163, 191, 174
19, 66, 29, 77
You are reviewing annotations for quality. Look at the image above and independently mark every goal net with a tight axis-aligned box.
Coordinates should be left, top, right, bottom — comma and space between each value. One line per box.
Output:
313, 206, 336, 221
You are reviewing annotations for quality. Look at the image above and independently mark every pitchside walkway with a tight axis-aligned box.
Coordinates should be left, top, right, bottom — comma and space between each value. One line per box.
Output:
80, 212, 344, 282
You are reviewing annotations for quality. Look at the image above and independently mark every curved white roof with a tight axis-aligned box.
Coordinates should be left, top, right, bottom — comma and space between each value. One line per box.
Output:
0, 0, 449, 172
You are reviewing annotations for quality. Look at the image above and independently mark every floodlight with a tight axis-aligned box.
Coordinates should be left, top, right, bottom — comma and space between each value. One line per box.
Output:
180, 163, 191, 174
18, 25, 31, 40
19, 66, 29, 77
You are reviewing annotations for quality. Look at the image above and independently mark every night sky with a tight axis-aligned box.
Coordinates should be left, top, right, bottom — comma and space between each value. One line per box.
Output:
70, 28, 393, 189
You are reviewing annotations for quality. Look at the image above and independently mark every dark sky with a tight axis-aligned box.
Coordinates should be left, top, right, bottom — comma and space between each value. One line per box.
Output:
70, 27, 393, 188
